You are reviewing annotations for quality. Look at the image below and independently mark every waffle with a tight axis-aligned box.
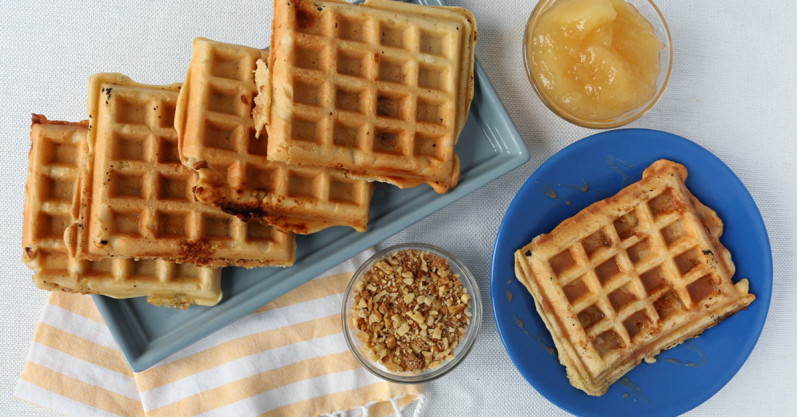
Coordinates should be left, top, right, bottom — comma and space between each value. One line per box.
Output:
514, 160, 755, 396
78, 73, 296, 268
22, 115, 222, 308
260, 0, 477, 193
175, 38, 372, 234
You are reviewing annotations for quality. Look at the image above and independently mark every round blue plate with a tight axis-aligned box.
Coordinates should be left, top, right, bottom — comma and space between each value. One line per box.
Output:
491, 129, 771, 417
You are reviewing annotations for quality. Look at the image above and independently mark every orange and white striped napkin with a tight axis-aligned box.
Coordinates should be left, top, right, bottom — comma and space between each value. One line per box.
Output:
14, 250, 424, 417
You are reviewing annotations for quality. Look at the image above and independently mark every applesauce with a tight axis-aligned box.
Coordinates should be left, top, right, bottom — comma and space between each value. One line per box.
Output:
526, 0, 668, 124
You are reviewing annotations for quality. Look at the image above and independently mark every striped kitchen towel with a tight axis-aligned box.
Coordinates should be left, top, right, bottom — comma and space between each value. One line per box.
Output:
14, 249, 424, 416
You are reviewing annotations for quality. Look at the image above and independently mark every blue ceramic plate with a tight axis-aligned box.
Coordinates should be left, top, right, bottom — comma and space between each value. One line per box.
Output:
93, 0, 529, 372
491, 129, 771, 417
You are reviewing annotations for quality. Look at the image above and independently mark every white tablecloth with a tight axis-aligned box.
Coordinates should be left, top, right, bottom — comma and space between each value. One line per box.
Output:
2, 1, 795, 416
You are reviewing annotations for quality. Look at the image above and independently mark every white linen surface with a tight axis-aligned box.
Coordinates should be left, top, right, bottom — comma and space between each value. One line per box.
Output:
2, 1, 795, 416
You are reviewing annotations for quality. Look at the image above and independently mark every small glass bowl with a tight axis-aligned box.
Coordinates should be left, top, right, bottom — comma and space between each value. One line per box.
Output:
523, 0, 673, 128
341, 243, 482, 384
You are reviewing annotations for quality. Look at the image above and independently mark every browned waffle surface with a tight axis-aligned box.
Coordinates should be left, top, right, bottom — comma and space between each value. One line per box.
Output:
22, 115, 222, 308
175, 38, 372, 234
80, 73, 296, 267
263, 0, 477, 193
514, 159, 755, 396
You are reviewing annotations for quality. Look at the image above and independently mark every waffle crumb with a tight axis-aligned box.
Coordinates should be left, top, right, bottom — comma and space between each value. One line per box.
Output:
352, 249, 471, 373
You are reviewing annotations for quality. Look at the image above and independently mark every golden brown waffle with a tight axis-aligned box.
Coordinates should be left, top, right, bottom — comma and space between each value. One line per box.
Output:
514, 160, 755, 396
261, 0, 477, 193
22, 115, 222, 308
78, 73, 296, 268
175, 38, 372, 234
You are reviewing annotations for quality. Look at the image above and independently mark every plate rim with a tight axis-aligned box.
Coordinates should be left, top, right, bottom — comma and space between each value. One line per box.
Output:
490, 128, 772, 417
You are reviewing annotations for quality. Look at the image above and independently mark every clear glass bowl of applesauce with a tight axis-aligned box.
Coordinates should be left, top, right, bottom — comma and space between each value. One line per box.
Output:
524, 0, 672, 128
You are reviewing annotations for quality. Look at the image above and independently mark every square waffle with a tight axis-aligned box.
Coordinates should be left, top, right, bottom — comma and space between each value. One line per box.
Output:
78, 73, 296, 268
514, 160, 755, 396
22, 115, 222, 308
175, 38, 372, 234
261, 0, 477, 193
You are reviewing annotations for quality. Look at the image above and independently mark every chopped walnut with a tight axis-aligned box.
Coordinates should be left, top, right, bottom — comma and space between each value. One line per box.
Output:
352, 249, 471, 373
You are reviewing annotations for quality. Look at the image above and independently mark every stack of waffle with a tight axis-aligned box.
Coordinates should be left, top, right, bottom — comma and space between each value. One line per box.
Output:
21, 0, 477, 307
23, 115, 225, 308
514, 160, 755, 395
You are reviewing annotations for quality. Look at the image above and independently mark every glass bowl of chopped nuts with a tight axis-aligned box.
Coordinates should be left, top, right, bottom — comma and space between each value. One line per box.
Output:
342, 243, 482, 383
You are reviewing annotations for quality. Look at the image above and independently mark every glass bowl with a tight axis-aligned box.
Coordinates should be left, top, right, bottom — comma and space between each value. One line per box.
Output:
341, 243, 482, 384
523, 0, 673, 128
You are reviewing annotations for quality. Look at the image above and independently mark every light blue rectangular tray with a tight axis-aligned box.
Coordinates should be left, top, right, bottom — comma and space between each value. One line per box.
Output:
93, 0, 529, 372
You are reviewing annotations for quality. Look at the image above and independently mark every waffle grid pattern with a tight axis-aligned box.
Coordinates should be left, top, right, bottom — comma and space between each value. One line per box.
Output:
269, 0, 470, 191
514, 160, 755, 395
23, 117, 221, 307
543, 184, 735, 359
85, 75, 295, 267
178, 38, 372, 233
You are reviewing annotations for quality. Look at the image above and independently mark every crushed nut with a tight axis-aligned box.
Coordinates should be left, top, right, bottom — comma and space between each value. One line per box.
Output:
396, 322, 411, 336
352, 249, 471, 373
